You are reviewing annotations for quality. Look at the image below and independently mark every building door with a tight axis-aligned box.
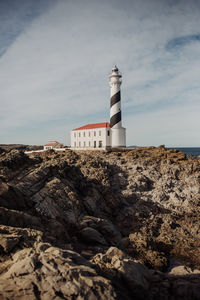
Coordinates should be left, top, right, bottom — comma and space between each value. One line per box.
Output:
94, 141, 96, 148
99, 141, 102, 148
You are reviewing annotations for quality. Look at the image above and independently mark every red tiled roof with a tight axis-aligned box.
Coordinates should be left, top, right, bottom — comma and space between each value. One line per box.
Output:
44, 141, 59, 146
72, 122, 110, 131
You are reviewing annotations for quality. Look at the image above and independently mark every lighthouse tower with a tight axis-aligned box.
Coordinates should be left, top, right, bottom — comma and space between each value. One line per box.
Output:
109, 65, 126, 147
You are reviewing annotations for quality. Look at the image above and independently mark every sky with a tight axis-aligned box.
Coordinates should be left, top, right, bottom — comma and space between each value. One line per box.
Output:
0, 0, 200, 147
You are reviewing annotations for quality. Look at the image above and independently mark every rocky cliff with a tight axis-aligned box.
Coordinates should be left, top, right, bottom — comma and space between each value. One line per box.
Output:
0, 146, 200, 299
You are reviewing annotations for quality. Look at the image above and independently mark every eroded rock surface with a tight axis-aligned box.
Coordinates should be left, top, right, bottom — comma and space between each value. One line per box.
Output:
0, 147, 200, 299
0, 241, 116, 300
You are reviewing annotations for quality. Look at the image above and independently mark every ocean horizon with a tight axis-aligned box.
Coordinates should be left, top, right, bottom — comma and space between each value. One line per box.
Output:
168, 147, 200, 157
128, 146, 200, 157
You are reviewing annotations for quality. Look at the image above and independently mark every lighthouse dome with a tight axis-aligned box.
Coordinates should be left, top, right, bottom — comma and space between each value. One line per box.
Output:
112, 65, 119, 72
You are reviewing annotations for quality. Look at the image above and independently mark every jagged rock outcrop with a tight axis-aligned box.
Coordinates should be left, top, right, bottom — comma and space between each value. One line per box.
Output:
0, 239, 116, 300
91, 247, 151, 298
0, 146, 200, 299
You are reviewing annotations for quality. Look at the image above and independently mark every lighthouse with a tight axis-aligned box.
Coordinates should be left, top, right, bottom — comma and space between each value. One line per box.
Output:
70, 65, 126, 150
109, 65, 126, 147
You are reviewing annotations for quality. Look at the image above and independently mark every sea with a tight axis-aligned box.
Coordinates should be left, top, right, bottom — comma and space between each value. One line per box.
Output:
168, 147, 200, 157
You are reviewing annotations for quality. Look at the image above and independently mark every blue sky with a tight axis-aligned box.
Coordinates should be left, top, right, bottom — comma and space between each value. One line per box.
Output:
0, 0, 200, 146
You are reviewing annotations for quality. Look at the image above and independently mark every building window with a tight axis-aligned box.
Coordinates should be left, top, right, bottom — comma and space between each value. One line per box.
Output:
99, 130, 101, 136
99, 141, 102, 148
79, 141, 81, 147
94, 141, 96, 148
84, 141, 86, 147
74, 132, 76, 137
79, 132, 81, 137
83, 132, 85, 137
107, 130, 110, 136
74, 142, 76, 147
88, 131, 90, 137
94, 131, 96, 137
89, 141, 91, 147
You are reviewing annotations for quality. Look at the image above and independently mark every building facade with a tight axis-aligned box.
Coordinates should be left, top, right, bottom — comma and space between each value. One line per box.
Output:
44, 141, 63, 150
71, 122, 111, 149
70, 66, 126, 150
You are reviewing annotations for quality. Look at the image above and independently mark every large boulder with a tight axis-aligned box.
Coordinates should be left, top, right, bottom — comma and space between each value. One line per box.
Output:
80, 227, 107, 245
0, 242, 116, 300
0, 180, 29, 210
0, 150, 29, 170
92, 247, 151, 298
80, 216, 122, 247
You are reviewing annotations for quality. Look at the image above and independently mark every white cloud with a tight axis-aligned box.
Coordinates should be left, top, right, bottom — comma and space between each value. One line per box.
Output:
0, 0, 200, 146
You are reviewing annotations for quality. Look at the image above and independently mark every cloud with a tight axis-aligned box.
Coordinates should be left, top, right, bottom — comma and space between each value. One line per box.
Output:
166, 34, 200, 51
0, 0, 55, 58
0, 0, 200, 146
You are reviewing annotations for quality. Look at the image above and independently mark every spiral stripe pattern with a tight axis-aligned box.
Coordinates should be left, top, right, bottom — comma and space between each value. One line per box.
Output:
110, 91, 121, 107
110, 111, 121, 128
110, 88, 121, 128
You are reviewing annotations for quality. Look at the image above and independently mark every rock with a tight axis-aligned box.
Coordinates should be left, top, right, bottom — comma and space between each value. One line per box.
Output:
92, 247, 151, 296
0, 234, 21, 253
0, 149, 29, 170
80, 227, 107, 245
169, 265, 200, 275
0, 180, 28, 210
80, 216, 122, 246
0, 147, 200, 299
0, 147, 5, 154
0, 243, 116, 300
0, 206, 41, 228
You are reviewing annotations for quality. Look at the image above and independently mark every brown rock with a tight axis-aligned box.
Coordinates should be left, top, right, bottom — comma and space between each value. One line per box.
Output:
0, 243, 116, 300
0, 234, 21, 253
92, 247, 151, 298
0, 147, 200, 299
80, 227, 107, 245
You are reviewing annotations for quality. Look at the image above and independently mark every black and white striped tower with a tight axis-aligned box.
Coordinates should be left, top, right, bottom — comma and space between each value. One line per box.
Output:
109, 65, 126, 147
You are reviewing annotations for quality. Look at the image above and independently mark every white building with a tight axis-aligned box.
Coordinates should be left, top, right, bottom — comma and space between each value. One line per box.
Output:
71, 122, 111, 150
70, 66, 126, 150
44, 141, 63, 150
